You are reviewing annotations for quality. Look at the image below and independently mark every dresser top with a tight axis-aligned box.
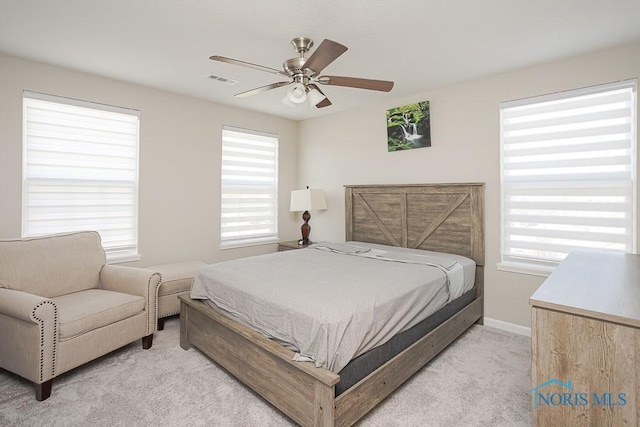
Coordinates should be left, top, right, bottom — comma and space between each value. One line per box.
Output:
530, 250, 640, 328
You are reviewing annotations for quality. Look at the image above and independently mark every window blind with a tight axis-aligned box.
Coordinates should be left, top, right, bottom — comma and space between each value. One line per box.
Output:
23, 91, 140, 262
220, 126, 279, 248
500, 80, 636, 272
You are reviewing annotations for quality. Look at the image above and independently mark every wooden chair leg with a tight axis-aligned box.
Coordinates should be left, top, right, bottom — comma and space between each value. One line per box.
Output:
35, 379, 52, 401
142, 334, 153, 349
157, 317, 165, 331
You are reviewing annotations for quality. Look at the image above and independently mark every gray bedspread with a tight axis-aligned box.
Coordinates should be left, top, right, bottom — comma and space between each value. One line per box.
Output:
190, 242, 475, 372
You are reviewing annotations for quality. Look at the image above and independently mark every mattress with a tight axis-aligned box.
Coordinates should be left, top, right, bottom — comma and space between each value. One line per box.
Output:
336, 286, 476, 395
190, 241, 476, 373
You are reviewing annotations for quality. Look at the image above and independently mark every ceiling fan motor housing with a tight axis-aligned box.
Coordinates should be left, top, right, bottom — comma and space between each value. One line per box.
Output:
283, 57, 306, 75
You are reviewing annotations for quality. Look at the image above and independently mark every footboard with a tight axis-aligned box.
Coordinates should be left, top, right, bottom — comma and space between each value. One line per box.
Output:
179, 293, 481, 427
179, 295, 339, 426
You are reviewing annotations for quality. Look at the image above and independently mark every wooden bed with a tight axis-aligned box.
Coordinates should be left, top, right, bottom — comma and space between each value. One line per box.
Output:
179, 183, 485, 426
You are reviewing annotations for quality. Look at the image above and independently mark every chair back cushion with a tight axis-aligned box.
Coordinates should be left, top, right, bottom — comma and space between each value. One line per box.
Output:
0, 231, 106, 297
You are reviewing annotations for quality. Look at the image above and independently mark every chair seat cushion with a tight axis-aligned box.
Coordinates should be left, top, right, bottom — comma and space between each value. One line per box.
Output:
53, 289, 146, 341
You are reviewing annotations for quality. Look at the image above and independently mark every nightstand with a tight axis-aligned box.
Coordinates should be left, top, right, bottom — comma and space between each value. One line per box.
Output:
278, 240, 311, 251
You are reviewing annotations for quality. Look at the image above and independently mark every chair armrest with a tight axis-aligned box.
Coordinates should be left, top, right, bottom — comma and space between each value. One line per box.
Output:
99, 265, 162, 335
0, 288, 55, 322
0, 288, 58, 384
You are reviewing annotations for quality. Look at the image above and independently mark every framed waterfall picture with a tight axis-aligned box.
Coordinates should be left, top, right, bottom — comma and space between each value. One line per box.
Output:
386, 100, 431, 151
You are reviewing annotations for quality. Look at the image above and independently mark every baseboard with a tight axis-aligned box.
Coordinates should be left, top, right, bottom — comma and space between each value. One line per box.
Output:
483, 317, 531, 337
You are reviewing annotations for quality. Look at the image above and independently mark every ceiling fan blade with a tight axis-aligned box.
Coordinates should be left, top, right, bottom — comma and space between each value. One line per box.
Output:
303, 39, 348, 75
317, 76, 393, 92
234, 81, 291, 98
318, 76, 394, 92
210, 55, 289, 77
308, 84, 332, 108
315, 98, 332, 108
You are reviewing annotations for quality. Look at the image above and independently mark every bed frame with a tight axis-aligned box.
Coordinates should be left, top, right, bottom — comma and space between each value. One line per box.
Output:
179, 183, 484, 426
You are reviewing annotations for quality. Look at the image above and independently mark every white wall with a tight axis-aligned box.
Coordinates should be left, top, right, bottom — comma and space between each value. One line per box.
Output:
0, 53, 300, 265
297, 40, 640, 328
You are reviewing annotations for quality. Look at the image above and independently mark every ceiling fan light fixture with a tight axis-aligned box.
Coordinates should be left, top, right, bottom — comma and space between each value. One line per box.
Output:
287, 82, 307, 103
307, 88, 326, 106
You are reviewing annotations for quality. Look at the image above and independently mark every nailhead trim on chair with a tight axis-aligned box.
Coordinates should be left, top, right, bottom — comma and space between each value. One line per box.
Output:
31, 301, 58, 382
148, 272, 161, 334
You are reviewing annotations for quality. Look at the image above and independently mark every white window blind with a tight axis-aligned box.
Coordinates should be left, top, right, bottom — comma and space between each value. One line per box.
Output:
220, 126, 279, 248
500, 80, 637, 274
23, 91, 140, 262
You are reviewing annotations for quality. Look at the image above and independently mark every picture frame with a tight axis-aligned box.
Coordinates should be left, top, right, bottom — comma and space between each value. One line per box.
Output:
386, 101, 431, 151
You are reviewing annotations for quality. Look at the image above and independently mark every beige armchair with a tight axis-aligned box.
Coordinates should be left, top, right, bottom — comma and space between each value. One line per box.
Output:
0, 231, 161, 401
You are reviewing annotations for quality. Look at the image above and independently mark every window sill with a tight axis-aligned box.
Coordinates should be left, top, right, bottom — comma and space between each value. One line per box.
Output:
220, 237, 279, 250
496, 262, 554, 278
107, 253, 141, 264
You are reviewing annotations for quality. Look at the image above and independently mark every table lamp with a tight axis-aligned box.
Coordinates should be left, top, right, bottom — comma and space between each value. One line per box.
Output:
289, 187, 327, 245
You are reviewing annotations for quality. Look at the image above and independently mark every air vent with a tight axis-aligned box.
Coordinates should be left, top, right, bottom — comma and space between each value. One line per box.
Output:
208, 74, 239, 86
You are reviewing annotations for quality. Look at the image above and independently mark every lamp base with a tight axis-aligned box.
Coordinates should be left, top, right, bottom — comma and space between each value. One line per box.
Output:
300, 210, 311, 246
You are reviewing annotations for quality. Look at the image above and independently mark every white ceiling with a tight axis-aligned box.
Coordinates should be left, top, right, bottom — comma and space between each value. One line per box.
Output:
1, 0, 640, 121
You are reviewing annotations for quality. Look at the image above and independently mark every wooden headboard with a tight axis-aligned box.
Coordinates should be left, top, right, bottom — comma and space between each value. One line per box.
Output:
345, 183, 485, 266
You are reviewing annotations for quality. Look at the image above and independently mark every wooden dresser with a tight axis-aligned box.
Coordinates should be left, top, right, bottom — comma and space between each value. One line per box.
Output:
530, 250, 640, 426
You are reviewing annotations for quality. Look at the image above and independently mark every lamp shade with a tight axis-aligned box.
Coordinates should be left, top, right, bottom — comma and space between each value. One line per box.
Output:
307, 88, 326, 106
290, 189, 327, 212
287, 83, 307, 104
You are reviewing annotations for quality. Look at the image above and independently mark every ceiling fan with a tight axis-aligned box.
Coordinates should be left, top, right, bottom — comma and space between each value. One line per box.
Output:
210, 37, 394, 108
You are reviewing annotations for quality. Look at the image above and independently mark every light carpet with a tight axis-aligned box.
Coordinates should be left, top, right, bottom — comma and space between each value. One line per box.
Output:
0, 318, 531, 426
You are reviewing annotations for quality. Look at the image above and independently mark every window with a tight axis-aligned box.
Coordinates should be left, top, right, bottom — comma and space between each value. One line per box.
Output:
500, 80, 637, 276
220, 126, 279, 248
23, 91, 140, 262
